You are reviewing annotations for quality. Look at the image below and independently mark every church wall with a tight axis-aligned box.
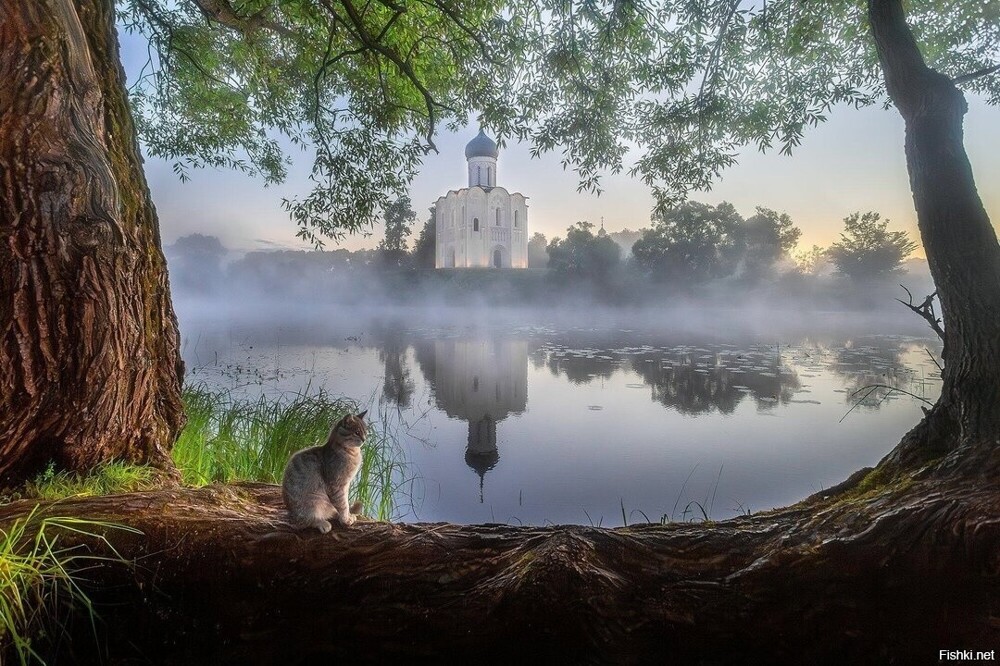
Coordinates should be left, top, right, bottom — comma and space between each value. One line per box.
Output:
434, 147, 528, 269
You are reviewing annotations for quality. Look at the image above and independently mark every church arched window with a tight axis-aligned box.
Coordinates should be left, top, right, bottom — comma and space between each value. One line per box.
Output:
496, 208, 501, 226
473, 218, 479, 232
514, 210, 519, 228
487, 166, 492, 184
477, 166, 482, 185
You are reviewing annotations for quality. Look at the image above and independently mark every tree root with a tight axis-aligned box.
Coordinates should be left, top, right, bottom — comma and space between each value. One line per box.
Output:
1, 474, 996, 664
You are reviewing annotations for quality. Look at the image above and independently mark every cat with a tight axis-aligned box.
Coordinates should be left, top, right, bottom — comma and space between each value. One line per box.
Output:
282, 410, 368, 533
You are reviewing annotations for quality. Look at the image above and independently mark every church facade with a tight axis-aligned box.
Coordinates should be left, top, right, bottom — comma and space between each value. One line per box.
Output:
435, 130, 529, 269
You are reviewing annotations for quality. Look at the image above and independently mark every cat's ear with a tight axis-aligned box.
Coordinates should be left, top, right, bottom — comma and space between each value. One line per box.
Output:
356, 409, 368, 420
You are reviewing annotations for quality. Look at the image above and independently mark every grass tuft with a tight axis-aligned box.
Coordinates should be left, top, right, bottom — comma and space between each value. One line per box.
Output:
174, 384, 405, 520
24, 463, 161, 501
0, 507, 138, 665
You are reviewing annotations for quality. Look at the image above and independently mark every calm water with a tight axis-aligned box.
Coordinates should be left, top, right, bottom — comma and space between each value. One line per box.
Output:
178, 304, 942, 526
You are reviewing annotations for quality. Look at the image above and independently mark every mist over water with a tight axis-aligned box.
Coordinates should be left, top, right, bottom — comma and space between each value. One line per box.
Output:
173, 280, 943, 526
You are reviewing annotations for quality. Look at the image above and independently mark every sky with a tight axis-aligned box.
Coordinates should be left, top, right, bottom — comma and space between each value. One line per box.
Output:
121, 35, 1000, 258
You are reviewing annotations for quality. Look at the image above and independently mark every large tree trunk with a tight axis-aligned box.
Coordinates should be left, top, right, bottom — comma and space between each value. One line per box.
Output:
868, 0, 1000, 477
2, 481, 997, 664
0, 0, 185, 484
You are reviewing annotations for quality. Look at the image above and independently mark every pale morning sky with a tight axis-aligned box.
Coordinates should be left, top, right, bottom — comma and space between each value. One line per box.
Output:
120, 33, 1000, 258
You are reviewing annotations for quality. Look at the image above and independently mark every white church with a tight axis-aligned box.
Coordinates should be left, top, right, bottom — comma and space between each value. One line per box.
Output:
435, 130, 529, 269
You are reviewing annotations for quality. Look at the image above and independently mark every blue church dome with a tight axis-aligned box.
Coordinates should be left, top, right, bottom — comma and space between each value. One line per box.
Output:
465, 129, 499, 159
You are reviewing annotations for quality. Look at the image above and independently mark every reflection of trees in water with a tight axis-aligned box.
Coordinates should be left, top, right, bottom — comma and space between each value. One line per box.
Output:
533, 341, 801, 415
371, 324, 415, 408
528, 344, 549, 371
630, 351, 800, 415
826, 338, 939, 409
544, 349, 619, 385
380, 344, 414, 408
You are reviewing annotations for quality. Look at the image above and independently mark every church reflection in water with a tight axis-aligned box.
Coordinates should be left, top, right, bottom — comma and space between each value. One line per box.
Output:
413, 338, 528, 502
395, 333, 814, 505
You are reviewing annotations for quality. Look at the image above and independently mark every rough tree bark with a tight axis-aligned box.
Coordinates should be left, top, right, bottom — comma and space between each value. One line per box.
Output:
868, 0, 1000, 476
0, 0, 185, 484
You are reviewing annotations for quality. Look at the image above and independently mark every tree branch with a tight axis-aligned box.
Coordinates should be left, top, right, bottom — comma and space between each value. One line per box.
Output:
188, 0, 298, 39
413, 0, 500, 65
337, 0, 452, 150
952, 63, 1000, 85
896, 285, 945, 341
866, 0, 953, 117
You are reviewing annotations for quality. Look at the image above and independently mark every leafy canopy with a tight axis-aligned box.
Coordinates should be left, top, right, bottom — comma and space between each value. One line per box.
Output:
632, 201, 745, 282
632, 201, 803, 283
741, 207, 802, 278
411, 206, 437, 269
121, 0, 1000, 241
528, 232, 549, 268
379, 195, 417, 253
547, 222, 622, 276
827, 210, 917, 279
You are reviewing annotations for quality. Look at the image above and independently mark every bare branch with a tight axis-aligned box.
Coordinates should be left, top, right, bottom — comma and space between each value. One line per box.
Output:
840, 383, 933, 423
924, 347, 943, 373
896, 285, 945, 341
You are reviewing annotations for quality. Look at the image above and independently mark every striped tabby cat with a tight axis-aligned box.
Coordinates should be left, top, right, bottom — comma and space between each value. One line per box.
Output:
282, 411, 367, 532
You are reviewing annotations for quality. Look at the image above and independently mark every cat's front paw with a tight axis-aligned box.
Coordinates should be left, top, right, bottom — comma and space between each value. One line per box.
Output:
315, 519, 333, 534
339, 513, 356, 527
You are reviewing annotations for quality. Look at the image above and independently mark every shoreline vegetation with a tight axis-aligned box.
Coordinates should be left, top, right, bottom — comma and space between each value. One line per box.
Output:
9, 385, 405, 521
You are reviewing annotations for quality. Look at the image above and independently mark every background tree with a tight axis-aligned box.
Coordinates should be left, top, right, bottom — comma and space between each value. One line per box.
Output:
793, 245, 830, 277
608, 228, 644, 259
827, 211, 918, 280
632, 202, 744, 283
411, 206, 437, 270
547, 222, 621, 278
378, 196, 417, 267
165, 234, 227, 293
527, 232, 549, 268
739, 208, 802, 280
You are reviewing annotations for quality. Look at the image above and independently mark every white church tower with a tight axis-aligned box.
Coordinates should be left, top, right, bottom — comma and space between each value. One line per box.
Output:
435, 130, 529, 269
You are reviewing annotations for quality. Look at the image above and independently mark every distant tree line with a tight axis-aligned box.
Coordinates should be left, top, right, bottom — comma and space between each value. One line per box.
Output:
536, 201, 918, 286
165, 198, 921, 302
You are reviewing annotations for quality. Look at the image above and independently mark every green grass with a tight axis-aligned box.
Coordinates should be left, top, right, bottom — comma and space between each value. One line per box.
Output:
19, 386, 405, 521
24, 463, 161, 501
0, 507, 137, 665
173, 384, 405, 520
